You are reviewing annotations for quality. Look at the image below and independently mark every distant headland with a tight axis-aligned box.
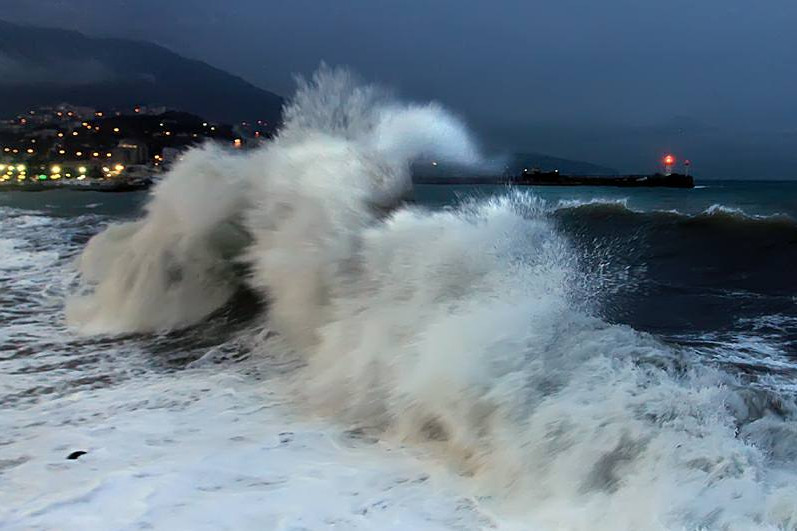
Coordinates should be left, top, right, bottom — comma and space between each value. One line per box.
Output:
414, 155, 695, 188
416, 169, 694, 188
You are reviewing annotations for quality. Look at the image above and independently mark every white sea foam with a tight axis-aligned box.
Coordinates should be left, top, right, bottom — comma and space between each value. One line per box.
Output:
703, 203, 795, 222
3, 206, 493, 530
556, 197, 630, 210
0, 237, 60, 271
64, 66, 797, 529
1, 365, 498, 531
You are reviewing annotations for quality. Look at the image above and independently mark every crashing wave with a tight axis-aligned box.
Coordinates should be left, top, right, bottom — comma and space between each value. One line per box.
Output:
554, 199, 797, 228
67, 66, 797, 530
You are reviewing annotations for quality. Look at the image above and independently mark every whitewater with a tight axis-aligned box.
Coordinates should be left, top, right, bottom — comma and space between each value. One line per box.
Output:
3, 66, 797, 530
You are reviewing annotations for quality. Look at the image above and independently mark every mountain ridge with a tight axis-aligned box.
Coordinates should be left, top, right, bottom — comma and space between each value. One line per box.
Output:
0, 20, 621, 175
0, 19, 283, 124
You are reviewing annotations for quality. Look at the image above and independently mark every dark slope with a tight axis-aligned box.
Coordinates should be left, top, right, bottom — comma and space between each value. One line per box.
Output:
0, 20, 283, 124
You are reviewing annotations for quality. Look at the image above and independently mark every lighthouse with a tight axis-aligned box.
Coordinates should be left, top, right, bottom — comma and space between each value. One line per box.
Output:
663, 154, 676, 176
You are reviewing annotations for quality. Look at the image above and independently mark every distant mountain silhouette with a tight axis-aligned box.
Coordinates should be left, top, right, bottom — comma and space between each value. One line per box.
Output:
505, 152, 617, 175
414, 152, 617, 181
0, 20, 283, 124
0, 20, 619, 173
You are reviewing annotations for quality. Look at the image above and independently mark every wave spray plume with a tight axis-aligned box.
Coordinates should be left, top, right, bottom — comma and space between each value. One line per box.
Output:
68, 66, 797, 530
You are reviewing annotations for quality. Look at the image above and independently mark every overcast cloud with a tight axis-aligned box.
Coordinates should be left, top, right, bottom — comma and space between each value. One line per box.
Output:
3, 0, 795, 178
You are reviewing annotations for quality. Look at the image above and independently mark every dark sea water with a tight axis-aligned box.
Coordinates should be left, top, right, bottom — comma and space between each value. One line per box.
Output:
3, 181, 794, 391
4, 66, 797, 529
414, 181, 797, 393
2, 180, 796, 530
414, 180, 797, 218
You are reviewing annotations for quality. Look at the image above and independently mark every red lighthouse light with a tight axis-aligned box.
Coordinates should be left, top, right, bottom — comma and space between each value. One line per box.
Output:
663, 154, 676, 166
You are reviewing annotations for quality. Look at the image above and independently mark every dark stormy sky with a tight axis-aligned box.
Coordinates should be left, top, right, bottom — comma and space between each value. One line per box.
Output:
4, 0, 797, 178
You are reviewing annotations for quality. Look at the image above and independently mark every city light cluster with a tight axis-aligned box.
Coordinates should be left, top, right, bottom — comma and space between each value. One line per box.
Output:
3, 103, 274, 188
0, 160, 122, 182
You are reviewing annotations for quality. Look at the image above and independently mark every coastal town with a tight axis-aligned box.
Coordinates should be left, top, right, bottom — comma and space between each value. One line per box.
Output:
0, 104, 276, 191
1, 103, 696, 190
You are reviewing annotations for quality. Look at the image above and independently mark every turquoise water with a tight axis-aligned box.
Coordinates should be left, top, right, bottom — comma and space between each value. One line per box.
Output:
0, 190, 149, 218
2, 181, 795, 219
414, 180, 797, 217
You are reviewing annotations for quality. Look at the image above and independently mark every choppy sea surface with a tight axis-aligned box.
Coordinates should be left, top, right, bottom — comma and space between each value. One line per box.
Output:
0, 190, 489, 530
1, 178, 795, 530
415, 181, 797, 377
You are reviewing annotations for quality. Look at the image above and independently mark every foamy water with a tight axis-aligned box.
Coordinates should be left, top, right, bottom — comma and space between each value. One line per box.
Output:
0, 207, 497, 531
2, 360, 496, 530
3, 67, 797, 530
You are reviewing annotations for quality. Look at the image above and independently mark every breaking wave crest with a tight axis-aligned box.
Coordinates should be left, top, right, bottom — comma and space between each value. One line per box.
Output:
68, 66, 797, 530
555, 199, 797, 228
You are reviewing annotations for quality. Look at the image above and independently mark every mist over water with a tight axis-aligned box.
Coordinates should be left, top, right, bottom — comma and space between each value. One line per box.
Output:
64, 67, 797, 529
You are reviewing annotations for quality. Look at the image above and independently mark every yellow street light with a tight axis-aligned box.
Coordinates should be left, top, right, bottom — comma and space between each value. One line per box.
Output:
78, 166, 87, 174
51, 165, 61, 174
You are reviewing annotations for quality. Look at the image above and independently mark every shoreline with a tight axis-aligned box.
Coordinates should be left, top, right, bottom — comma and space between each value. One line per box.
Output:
0, 181, 152, 193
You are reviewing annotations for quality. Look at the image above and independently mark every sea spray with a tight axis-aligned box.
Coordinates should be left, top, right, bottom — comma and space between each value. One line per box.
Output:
68, 66, 797, 530
276, 194, 797, 529
67, 143, 252, 333
68, 65, 478, 335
